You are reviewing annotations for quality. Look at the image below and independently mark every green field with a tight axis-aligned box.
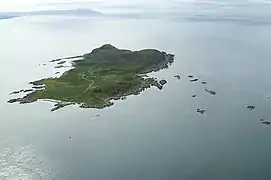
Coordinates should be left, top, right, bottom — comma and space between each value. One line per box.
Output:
8, 44, 174, 111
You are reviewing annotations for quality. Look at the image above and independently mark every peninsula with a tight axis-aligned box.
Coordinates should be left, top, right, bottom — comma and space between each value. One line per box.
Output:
8, 44, 174, 111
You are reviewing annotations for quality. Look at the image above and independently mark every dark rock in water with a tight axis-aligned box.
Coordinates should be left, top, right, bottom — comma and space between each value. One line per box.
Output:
262, 121, 271, 125
151, 80, 163, 90
8, 92, 36, 104
57, 60, 66, 65
247, 105, 255, 110
43, 63, 47, 66
164, 53, 174, 64
10, 90, 21, 95
69, 136, 72, 139
19, 98, 37, 104
205, 89, 216, 95
11, 89, 34, 94
259, 118, 270, 125
33, 85, 44, 89
133, 91, 141, 95
188, 75, 194, 78
157, 85, 163, 90
201, 81, 207, 84
23, 89, 33, 93
50, 58, 62, 62
192, 95, 196, 98
55, 72, 60, 75
190, 79, 198, 82
51, 103, 67, 112
197, 109, 206, 115
268, 97, 270, 99
121, 96, 127, 100
159, 79, 167, 86
55, 65, 64, 68
174, 75, 181, 80
7, 98, 20, 103
51, 102, 74, 112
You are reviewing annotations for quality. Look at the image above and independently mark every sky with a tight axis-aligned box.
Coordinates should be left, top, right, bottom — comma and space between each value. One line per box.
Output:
0, 0, 181, 11
0, 0, 99, 11
0, 0, 271, 12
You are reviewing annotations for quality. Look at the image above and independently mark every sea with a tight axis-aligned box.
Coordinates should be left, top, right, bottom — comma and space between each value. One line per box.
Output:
1, 1, 271, 179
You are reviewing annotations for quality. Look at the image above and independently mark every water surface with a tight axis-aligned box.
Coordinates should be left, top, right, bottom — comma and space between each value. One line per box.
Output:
1, 9, 271, 180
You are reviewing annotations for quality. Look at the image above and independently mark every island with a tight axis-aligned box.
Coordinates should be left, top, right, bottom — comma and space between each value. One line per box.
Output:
205, 89, 216, 95
247, 105, 256, 110
8, 44, 174, 111
197, 108, 206, 115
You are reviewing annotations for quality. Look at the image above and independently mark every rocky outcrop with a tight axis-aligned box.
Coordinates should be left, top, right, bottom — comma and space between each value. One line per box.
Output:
57, 61, 66, 65
190, 79, 198, 82
55, 65, 64, 68
197, 109, 206, 115
205, 89, 216, 95
174, 75, 180, 80
247, 105, 255, 110
159, 79, 167, 86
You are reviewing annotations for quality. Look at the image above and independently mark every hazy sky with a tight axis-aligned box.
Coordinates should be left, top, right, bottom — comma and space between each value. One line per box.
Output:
0, 0, 181, 11
0, 0, 270, 11
0, 0, 99, 11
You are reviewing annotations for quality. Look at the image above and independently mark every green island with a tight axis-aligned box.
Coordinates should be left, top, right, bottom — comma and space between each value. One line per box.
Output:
8, 44, 174, 111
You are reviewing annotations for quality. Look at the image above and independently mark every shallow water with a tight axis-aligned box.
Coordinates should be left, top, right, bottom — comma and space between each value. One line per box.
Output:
1, 8, 271, 180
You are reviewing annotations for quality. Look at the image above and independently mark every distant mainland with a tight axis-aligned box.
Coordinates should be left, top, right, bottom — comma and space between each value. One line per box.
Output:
0, 9, 102, 20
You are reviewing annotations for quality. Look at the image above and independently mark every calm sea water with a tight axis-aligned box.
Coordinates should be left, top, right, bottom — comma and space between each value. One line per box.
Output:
1, 7, 271, 180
